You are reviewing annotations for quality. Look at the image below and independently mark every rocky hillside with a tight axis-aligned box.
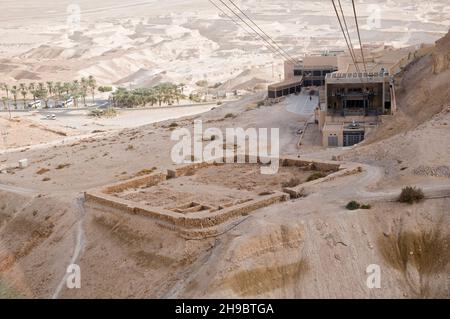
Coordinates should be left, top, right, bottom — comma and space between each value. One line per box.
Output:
433, 30, 450, 74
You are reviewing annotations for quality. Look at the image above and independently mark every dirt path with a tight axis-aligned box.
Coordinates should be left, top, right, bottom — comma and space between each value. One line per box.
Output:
0, 183, 36, 195
51, 198, 86, 299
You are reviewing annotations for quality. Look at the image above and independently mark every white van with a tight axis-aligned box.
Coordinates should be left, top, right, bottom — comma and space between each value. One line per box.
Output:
28, 100, 42, 108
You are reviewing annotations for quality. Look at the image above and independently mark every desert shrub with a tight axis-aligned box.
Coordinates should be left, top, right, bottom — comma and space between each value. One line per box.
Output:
282, 178, 301, 188
398, 186, 425, 204
346, 201, 361, 210
126, 144, 134, 151
257, 101, 265, 107
36, 168, 50, 175
307, 172, 327, 182
361, 204, 372, 209
89, 109, 104, 117
103, 107, 117, 117
224, 113, 235, 119
169, 122, 178, 128
56, 164, 70, 170
217, 101, 223, 105
98, 86, 113, 92
136, 167, 157, 176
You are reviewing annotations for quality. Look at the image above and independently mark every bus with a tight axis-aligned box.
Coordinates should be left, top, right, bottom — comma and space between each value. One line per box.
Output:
57, 97, 74, 108
27, 100, 42, 108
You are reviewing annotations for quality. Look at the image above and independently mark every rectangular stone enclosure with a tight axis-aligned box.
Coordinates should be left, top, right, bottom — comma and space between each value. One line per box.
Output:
84, 156, 350, 239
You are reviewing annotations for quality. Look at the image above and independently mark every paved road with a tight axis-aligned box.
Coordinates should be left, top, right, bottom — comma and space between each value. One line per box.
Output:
285, 94, 318, 117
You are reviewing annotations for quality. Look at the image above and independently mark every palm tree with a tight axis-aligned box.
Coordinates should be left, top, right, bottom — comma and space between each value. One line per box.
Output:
19, 83, 28, 109
155, 87, 163, 106
28, 83, 37, 105
54, 82, 63, 105
46, 81, 54, 97
80, 77, 88, 106
35, 85, 49, 108
0, 83, 10, 112
70, 80, 80, 107
11, 86, 18, 109
1, 97, 11, 119
179, 83, 186, 94
1, 83, 10, 100
63, 82, 71, 96
88, 75, 97, 105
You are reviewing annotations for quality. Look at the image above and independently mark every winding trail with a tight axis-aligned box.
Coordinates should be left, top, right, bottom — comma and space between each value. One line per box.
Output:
311, 163, 450, 202
0, 183, 36, 195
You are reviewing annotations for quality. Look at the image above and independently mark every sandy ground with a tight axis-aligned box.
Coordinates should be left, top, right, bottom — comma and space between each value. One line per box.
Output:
0, 103, 217, 151
0, 55, 449, 298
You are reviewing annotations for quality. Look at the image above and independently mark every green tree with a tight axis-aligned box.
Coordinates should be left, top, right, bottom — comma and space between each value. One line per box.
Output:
10, 86, 18, 109
63, 82, 71, 96
19, 83, 28, 108
80, 77, 88, 106
88, 75, 97, 105
54, 82, 64, 105
46, 81, 54, 97
70, 80, 80, 107
28, 83, 37, 105
0, 83, 10, 115
1, 96, 11, 119
35, 87, 49, 108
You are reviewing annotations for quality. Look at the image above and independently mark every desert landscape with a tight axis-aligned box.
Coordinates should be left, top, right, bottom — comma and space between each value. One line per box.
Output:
0, 0, 450, 300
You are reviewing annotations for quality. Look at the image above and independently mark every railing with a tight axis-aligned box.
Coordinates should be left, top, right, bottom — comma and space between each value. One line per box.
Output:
327, 108, 383, 117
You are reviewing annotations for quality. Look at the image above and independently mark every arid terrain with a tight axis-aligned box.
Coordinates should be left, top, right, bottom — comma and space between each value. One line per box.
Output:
1, 0, 449, 90
0, 1, 450, 299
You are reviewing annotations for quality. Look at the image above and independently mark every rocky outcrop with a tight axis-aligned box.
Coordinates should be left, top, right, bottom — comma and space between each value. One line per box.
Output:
432, 30, 450, 74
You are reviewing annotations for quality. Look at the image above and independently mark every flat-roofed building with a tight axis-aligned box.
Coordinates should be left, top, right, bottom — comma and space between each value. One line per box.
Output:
318, 70, 396, 147
284, 54, 341, 86
325, 70, 394, 116
267, 77, 303, 99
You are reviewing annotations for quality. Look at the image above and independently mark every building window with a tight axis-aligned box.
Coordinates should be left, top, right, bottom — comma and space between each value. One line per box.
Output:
294, 70, 302, 76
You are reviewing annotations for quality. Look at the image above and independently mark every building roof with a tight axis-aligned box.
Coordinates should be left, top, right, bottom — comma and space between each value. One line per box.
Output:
340, 45, 418, 74
302, 55, 339, 68
268, 77, 303, 91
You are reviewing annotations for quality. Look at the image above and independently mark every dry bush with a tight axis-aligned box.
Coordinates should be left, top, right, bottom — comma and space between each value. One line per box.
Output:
378, 223, 450, 297
136, 167, 157, 177
398, 186, 425, 204
307, 172, 326, 182
282, 178, 301, 188
36, 168, 50, 175
55, 164, 70, 170
346, 201, 360, 210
